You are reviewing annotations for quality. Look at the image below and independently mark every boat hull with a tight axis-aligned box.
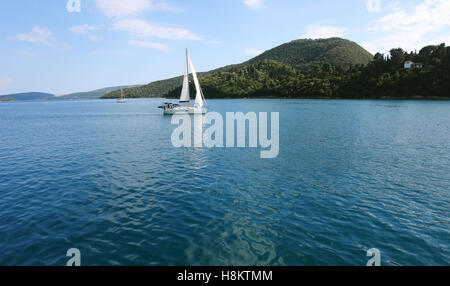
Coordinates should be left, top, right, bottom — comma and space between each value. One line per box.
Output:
163, 107, 207, 115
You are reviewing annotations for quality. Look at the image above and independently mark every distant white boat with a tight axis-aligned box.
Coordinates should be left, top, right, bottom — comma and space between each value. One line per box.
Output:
159, 49, 207, 115
117, 88, 126, 103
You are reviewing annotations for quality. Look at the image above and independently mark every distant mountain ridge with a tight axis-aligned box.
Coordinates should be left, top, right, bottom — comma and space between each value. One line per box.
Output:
0, 92, 54, 101
58, 85, 143, 100
102, 37, 373, 99
1, 85, 143, 101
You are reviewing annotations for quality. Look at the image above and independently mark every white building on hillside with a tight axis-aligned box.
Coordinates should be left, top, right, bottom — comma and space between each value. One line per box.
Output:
404, 61, 424, 69
404, 61, 414, 69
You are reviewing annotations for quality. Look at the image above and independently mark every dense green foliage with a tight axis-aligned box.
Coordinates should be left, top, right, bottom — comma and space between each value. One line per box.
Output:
245, 38, 373, 69
101, 77, 183, 99
102, 39, 450, 100
340, 44, 450, 98
167, 44, 450, 99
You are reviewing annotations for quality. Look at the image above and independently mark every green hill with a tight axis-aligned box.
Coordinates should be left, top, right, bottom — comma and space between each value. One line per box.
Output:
102, 37, 373, 99
245, 38, 373, 69
57, 85, 142, 100
163, 43, 450, 100
0, 98, 16, 102
165, 60, 301, 99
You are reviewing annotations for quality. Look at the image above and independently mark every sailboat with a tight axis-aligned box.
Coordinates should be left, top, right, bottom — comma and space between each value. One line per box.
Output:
117, 88, 126, 103
159, 49, 207, 115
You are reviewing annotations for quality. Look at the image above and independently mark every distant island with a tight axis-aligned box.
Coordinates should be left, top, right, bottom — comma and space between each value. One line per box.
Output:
0, 92, 54, 101
0, 98, 16, 102
0, 85, 142, 101
101, 38, 450, 100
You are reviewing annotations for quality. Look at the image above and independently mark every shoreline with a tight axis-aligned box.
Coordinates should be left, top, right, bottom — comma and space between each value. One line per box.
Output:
101, 96, 450, 101
5, 96, 450, 102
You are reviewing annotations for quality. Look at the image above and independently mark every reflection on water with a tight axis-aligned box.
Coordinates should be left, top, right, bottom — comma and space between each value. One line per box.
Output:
0, 99, 449, 266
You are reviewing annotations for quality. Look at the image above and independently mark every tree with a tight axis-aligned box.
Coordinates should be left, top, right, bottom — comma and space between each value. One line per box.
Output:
389, 48, 406, 70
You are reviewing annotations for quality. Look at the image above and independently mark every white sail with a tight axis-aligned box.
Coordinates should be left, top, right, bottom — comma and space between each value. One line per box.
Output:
179, 49, 190, 102
117, 88, 126, 103
188, 55, 204, 108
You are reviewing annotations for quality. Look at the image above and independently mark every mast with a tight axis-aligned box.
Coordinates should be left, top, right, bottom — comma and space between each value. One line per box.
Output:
179, 49, 190, 103
188, 55, 205, 108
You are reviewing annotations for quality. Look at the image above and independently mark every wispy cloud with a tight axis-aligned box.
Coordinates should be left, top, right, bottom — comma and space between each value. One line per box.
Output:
112, 19, 202, 40
363, 0, 450, 53
88, 35, 104, 43
128, 40, 168, 50
302, 22, 347, 39
70, 24, 101, 35
13, 26, 69, 48
91, 50, 125, 56
70, 25, 103, 43
244, 0, 265, 10
245, 48, 264, 57
0, 77, 13, 89
94, 0, 181, 18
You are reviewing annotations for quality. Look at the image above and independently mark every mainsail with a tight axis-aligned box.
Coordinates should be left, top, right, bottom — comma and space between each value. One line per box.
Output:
179, 49, 190, 102
188, 55, 205, 108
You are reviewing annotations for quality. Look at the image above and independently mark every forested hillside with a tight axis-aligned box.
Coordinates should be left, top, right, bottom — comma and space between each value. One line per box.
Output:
102, 37, 373, 99
102, 39, 450, 100
167, 44, 450, 99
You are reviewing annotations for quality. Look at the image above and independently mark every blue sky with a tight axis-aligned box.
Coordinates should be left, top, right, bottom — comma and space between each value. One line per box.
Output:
1, 0, 449, 95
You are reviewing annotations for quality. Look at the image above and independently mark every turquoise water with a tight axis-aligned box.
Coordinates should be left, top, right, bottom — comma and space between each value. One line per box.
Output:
0, 99, 449, 266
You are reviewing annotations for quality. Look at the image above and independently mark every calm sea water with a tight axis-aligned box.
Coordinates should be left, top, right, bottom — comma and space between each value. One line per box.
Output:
0, 99, 449, 266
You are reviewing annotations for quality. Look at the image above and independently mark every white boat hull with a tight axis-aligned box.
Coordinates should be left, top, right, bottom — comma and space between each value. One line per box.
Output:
163, 107, 207, 115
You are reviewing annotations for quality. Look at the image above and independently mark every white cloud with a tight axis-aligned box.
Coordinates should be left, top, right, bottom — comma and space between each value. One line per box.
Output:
70, 24, 100, 35
95, 0, 151, 17
94, 0, 181, 18
112, 19, 202, 40
70, 25, 103, 43
150, 2, 183, 12
0, 77, 13, 89
302, 23, 347, 39
245, 48, 264, 57
13, 26, 67, 47
244, 0, 265, 10
129, 40, 168, 50
363, 0, 450, 53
